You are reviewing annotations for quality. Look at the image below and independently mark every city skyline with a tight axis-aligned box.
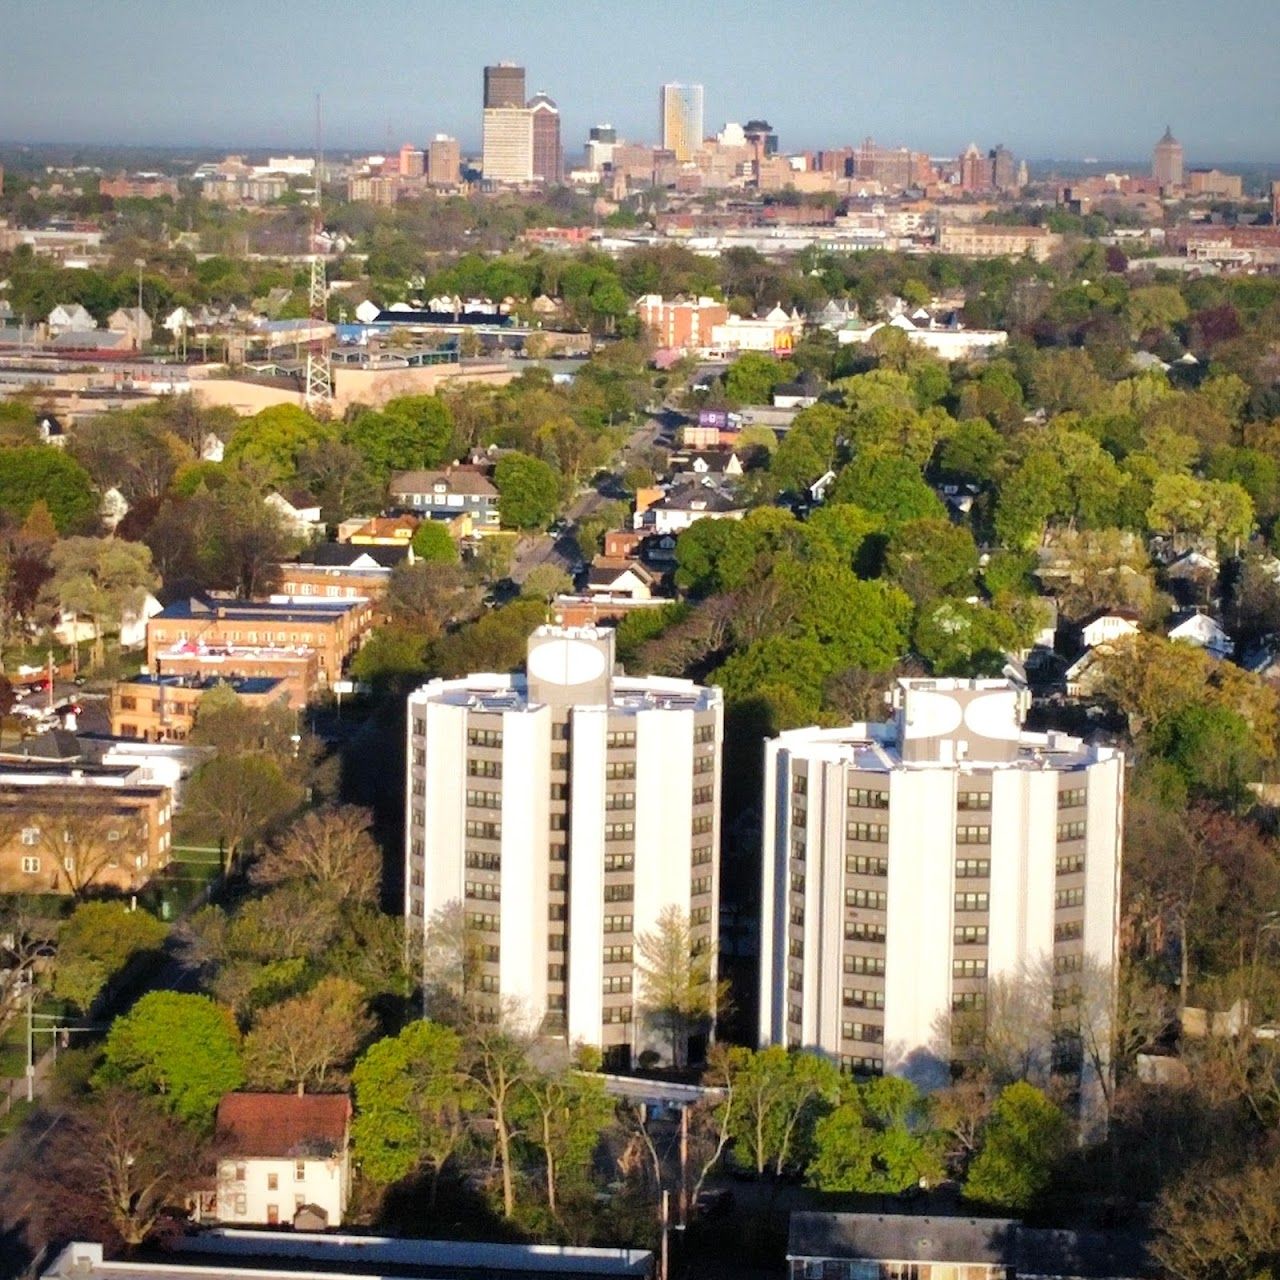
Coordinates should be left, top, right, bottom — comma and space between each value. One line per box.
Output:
1, 0, 1278, 161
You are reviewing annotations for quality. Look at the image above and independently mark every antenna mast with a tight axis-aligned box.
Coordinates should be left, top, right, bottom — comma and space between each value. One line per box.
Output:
305, 92, 333, 407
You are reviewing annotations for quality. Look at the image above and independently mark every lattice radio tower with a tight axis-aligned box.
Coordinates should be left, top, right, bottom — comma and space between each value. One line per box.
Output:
304, 93, 333, 407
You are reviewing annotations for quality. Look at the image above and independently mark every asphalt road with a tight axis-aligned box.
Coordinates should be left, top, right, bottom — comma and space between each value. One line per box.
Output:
508, 411, 674, 587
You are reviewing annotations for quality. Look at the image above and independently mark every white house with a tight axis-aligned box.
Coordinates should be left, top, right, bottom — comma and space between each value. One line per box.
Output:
36, 415, 66, 447
353, 299, 381, 324
1168, 610, 1232, 660
1080, 610, 1141, 650
266, 490, 324, 540
586, 559, 655, 602
633, 478, 746, 535
212, 1093, 351, 1228
47, 303, 95, 336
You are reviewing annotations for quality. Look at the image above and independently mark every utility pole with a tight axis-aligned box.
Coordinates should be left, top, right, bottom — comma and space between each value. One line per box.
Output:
25, 979, 34, 1103
659, 1188, 670, 1280
679, 1104, 689, 1225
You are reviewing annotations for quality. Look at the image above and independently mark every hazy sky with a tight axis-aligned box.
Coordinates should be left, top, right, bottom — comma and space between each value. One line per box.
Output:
1, 0, 1276, 161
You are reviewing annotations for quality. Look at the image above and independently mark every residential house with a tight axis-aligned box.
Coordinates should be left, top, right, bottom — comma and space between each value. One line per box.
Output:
110, 674, 290, 743
1162, 548, 1219, 607
278, 543, 407, 604
1167, 609, 1232, 660
343, 514, 420, 546
1079, 608, 1141, 650
36, 414, 66, 446
669, 449, 744, 480
389, 466, 500, 531
266, 490, 324, 540
107, 307, 153, 349
46, 303, 95, 336
633, 478, 746, 535
0, 762, 172, 895
773, 368, 825, 408
52, 591, 161, 651
212, 1093, 351, 1228
586, 558, 656, 601
787, 1212, 1147, 1280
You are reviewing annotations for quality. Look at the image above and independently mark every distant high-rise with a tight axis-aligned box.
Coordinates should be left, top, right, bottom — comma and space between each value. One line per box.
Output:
482, 106, 534, 183
1153, 125, 1184, 189
528, 92, 563, 185
398, 144, 425, 180
659, 83, 704, 162
988, 144, 1016, 192
586, 124, 618, 174
427, 135, 461, 187
483, 62, 526, 109
958, 143, 987, 193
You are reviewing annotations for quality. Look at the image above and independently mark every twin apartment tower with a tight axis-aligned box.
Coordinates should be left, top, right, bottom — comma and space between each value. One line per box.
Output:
404, 627, 1123, 1076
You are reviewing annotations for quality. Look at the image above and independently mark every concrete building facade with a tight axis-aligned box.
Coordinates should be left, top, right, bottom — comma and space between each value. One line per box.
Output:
528, 93, 563, 185
759, 679, 1124, 1084
482, 107, 535, 183
1153, 126, 1184, 189
405, 626, 723, 1068
484, 62, 526, 109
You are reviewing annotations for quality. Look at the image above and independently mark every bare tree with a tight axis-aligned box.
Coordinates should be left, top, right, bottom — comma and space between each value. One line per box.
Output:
243, 976, 373, 1094
465, 1006, 534, 1219
252, 805, 381, 904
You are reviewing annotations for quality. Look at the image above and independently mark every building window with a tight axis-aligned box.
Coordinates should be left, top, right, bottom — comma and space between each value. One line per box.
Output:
843, 954, 885, 975
466, 912, 499, 932
790, 873, 806, 895
847, 788, 889, 810
692, 755, 715, 775
604, 852, 634, 872
548, 933, 565, 952
604, 883, 634, 903
1057, 820, 1087, 841
1056, 854, 1085, 875
234, 1163, 247, 1182
606, 761, 636, 780
466, 789, 501, 809
551, 752, 569, 770
792, 774, 808, 796
1058, 787, 1087, 809
606, 730, 636, 748
840, 1055, 883, 1075
790, 938, 805, 959
267, 1173, 278, 1191
465, 880, 500, 902
603, 823, 634, 841
20, 827, 39, 846
605, 792, 635, 811
603, 945, 633, 964
845, 921, 886, 943
690, 905, 712, 925
548, 903, 567, 921
1055, 920, 1083, 942
789, 905, 805, 926
843, 989, 885, 1010
602, 1005, 634, 1023
234, 1194, 247, 1215
846, 855, 887, 877
957, 791, 991, 810
692, 875, 713, 897
955, 925, 989, 945
956, 825, 991, 845
603, 975, 633, 994
954, 892, 989, 912
603, 914, 633, 933
466, 851, 501, 871
467, 728, 503, 748
694, 723, 716, 744
465, 820, 501, 839
953, 958, 988, 978
841, 1022, 885, 1044
1054, 953, 1084, 974
468, 758, 502, 778
20, 856, 40, 874
691, 814, 713, 834
845, 889, 887, 911
1055, 888, 1086, 909
846, 821, 889, 843
691, 844, 713, 866
295, 1161, 306, 1181
953, 992, 986, 1012
955, 859, 990, 879
692, 785, 715, 805
550, 812, 567, 831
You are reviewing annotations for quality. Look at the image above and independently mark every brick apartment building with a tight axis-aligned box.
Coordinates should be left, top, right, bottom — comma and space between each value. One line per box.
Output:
937, 223, 1062, 261
110, 674, 290, 743
146, 597, 372, 688
0, 763, 172, 895
634, 295, 730, 353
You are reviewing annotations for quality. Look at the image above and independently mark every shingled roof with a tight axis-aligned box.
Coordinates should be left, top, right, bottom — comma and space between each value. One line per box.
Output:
215, 1092, 350, 1159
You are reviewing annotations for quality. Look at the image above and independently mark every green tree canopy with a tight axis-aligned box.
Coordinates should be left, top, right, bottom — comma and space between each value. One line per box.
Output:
0, 447, 97, 532
410, 519, 460, 563
96, 991, 244, 1126
963, 1081, 1071, 1211
829, 452, 946, 525
494, 452, 561, 530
